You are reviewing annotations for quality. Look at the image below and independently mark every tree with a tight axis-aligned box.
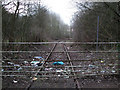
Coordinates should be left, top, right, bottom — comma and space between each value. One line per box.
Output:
72, 2, 119, 42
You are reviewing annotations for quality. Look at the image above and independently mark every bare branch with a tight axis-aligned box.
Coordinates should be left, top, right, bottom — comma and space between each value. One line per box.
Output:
104, 2, 120, 17
2, 1, 12, 7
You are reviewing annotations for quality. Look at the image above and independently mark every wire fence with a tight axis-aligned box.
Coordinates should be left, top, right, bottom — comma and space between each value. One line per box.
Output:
1, 42, 119, 72
1, 42, 119, 86
1, 41, 120, 44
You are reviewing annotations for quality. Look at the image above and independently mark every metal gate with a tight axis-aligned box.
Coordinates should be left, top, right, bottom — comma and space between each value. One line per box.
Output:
1, 42, 119, 89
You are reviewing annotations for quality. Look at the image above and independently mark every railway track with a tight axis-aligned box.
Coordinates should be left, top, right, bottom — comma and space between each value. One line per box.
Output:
26, 43, 58, 90
1, 42, 119, 89
63, 43, 80, 89
25, 42, 81, 89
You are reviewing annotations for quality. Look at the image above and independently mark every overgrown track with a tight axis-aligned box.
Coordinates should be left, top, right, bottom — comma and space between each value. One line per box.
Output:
1, 42, 119, 89
26, 43, 58, 90
26, 42, 81, 89
63, 44, 80, 89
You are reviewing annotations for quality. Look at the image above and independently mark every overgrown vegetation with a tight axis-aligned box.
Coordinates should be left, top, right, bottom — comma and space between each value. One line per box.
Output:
2, 0, 69, 42
72, 2, 120, 42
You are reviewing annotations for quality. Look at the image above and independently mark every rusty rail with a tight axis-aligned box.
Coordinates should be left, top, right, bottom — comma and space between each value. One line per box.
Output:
63, 43, 81, 89
25, 43, 57, 90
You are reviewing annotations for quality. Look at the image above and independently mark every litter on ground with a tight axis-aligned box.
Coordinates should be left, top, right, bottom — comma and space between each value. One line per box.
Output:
101, 60, 104, 63
32, 77, 37, 81
17, 67, 22, 71
31, 61, 40, 66
14, 64, 20, 67
56, 69, 63, 72
24, 61, 29, 64
7, 62, 14, 65
33, 56, 44, 61
111, 70, 116, 73
1, 69, 4, 71
53, 61, 64, 65
45, 68, 53, 71
13, 80, 18, 83
30, 56, 44, 66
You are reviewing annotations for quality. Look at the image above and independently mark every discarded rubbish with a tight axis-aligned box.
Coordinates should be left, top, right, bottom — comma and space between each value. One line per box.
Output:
2, 61, 5, 63
32, 77, 37, 80
14, 64, 20, 69
86, 70, 92, 73
58, 75, 61, 77
30, 77, 32, 79
97, 80, 101, 83
1, 69, 4, 71
34, 56, 42, 58
24, 61, 29, 64
31, 61, 41, 66
100, 60, 104, 63
49, 68, 53, 70
87, 55, 90, 58
56, 69, 63, 72
31, 61, 39, 64
31, 56, 44, 66
17, 67, 22, 71
14, 64, 20, 67
67, 47, 70, 50
45, 68, 53, 71
88, 64, 96, 68
64, 75, 69, 78
13, 80, 18, 83
82, 72, 85, 74
34, 56, 44, 61
45, 68, 49, 71
101, 70, 105, 73
8, 62, 14, 65
111, 70, 115, 73
108, 64, 113, 66
46, 62, 49, 64
53, 61, 64, 65
76, 70, 82, 72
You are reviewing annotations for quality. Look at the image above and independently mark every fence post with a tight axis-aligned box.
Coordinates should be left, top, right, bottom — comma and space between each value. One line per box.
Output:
96, 16, 99, 51
0, 1, 2, 89
118, 43, 120, 88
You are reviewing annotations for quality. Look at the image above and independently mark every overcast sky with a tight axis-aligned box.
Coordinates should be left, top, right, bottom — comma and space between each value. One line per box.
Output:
41, 0, 78, 25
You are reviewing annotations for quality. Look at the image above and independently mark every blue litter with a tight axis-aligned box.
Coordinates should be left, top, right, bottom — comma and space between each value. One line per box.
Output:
34, 56, 42, 59
53, 61, 64, 65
